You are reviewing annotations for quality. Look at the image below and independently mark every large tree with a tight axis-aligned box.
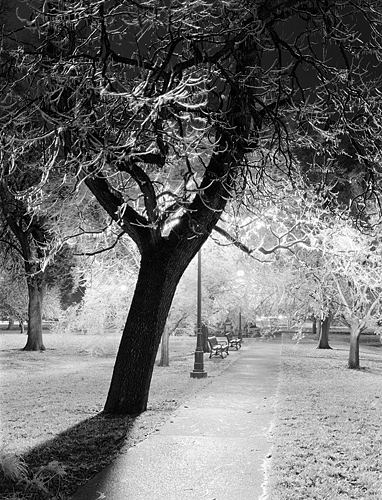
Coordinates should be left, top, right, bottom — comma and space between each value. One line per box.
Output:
2, 1, 382, 414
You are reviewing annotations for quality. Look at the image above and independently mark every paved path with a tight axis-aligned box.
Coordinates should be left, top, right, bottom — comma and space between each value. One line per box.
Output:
71, 339, 282, 500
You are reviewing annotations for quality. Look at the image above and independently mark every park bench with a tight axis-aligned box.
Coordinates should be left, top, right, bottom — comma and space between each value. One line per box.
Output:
208, 336, 229, 358
225, 332, 242, 350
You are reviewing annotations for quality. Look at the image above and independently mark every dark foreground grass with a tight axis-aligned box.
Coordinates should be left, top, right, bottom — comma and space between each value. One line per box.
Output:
268, 334, 382, 500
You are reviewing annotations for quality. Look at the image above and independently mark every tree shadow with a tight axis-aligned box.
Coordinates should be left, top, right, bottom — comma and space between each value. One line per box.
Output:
1, 411, 149, 499
287, 347, 348, 359
285, 344, 382, 364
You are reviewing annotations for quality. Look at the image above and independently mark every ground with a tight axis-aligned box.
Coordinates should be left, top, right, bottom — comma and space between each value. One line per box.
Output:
0, 330, 381, 499
269, 333, 382, 500
0, 331, 236, 499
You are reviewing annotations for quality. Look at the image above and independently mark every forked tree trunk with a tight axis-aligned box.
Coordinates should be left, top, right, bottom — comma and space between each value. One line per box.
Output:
317, 313, 332, 349
24, 275, 45, 351
104, 249, 192, 415
348, 325, 361, 369
158, 327, 170, 367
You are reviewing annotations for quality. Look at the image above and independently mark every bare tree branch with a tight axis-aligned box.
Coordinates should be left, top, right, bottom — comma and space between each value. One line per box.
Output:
213, 224, 308, 258
84, 174, 148, 253
74, 231, 125, 257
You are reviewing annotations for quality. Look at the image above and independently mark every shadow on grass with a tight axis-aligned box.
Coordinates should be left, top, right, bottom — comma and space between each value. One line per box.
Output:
1, 412, 143, 500
283, 341, 382, 363
356, 359, 382, 374
286, 349, 349, 361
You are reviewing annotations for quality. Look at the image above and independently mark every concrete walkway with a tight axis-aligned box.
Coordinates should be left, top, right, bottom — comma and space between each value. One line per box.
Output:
71, 339, 282, 500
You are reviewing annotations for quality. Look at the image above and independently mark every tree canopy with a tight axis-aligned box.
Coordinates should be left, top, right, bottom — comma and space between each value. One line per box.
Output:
2, 0, 382, 414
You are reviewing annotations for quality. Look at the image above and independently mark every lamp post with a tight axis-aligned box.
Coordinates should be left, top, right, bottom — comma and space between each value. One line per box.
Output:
236, 269, 245, 340
238, 307, 242, 340
190, 250, 207, 378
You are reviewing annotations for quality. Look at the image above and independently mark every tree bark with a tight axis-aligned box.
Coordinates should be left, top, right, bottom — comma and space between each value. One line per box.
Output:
23, 274, 45, 351
104, 246, 195, 415
348, 325, 361, 369
158, 327, 170, 367
317, 313, 332, 349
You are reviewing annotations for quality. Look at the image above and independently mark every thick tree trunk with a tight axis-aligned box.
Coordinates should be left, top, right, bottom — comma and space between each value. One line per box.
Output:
24, 275, 45, 351
317, 313, 332, 349
158, 327, 170, 367
104, 249, 191, 415
7, 317, 14, 330
348, 325, 361, 369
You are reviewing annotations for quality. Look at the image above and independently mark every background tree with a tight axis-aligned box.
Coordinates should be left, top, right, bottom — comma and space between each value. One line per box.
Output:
0, 186, 54, 350
318, 220, 382, 369
0, 179, 90, 349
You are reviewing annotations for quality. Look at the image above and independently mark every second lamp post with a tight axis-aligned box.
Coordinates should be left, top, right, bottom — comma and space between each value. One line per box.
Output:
190, 250, 207, 378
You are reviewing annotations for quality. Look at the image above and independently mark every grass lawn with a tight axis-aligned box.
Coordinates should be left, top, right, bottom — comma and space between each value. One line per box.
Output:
1, 331, 382, 499
0, 331, 236, 499
268, 333, 382, 500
